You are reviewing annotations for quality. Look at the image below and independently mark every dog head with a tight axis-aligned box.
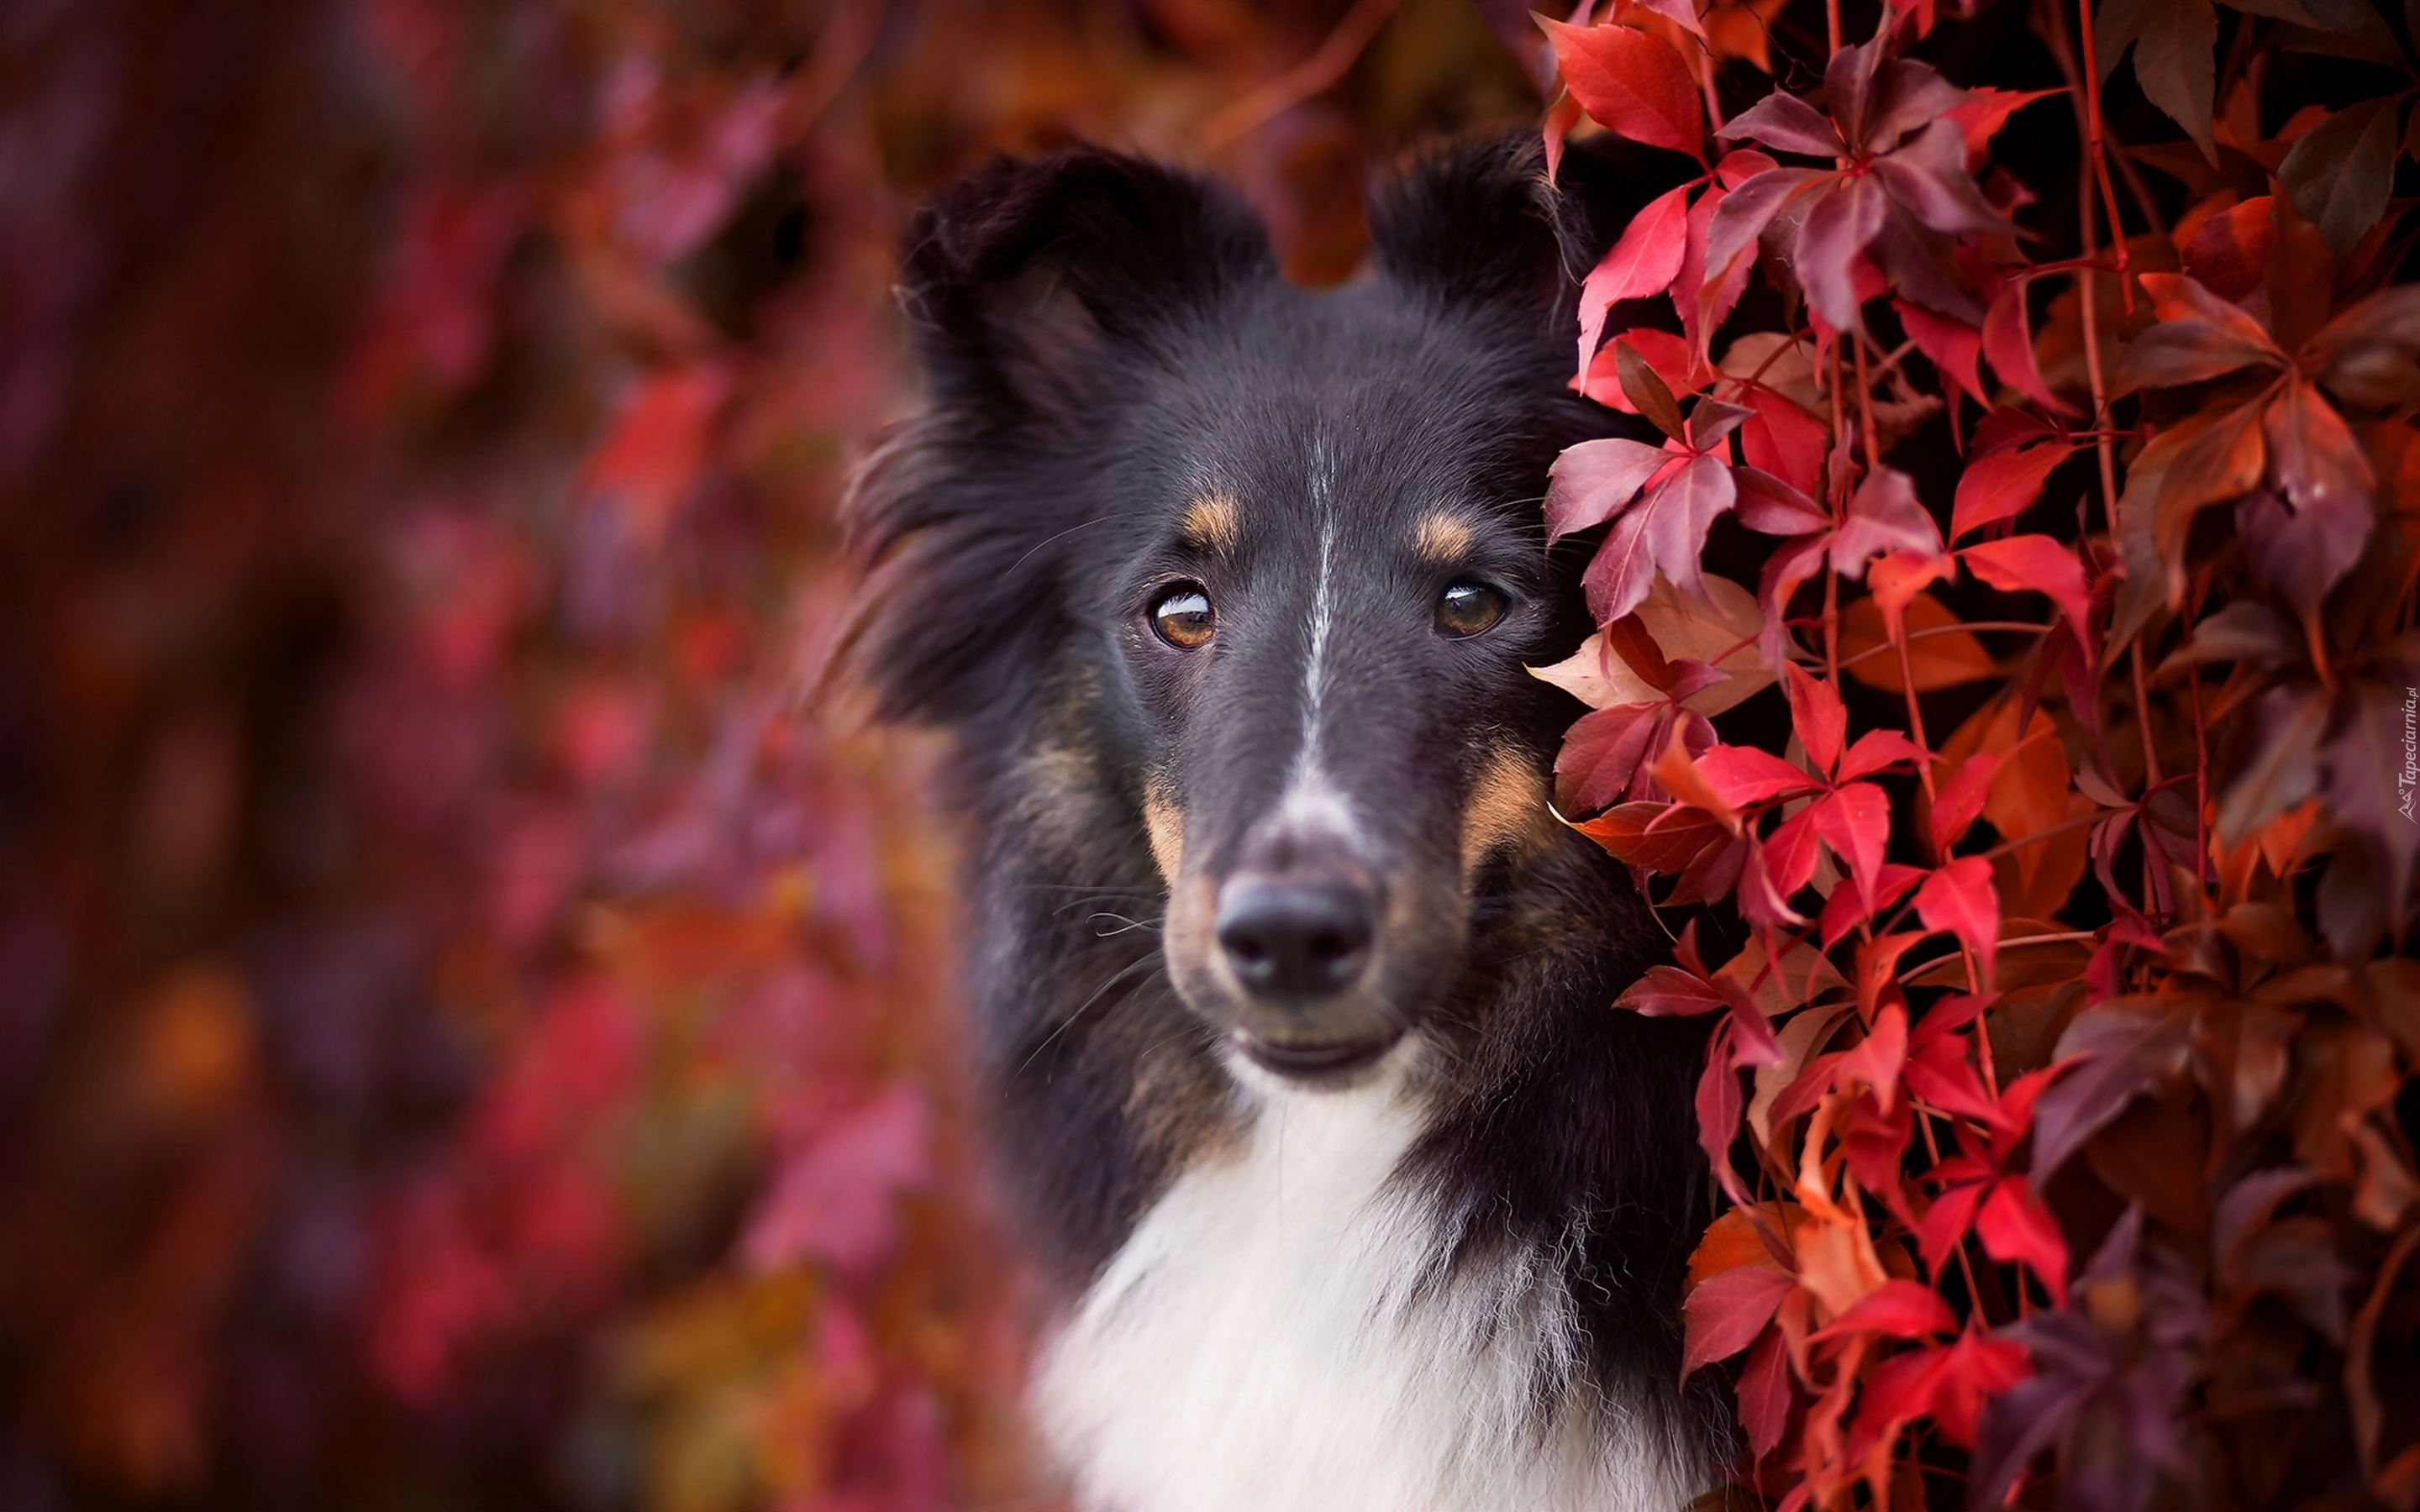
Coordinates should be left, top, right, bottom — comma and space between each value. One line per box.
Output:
853, 137, 1671, 1086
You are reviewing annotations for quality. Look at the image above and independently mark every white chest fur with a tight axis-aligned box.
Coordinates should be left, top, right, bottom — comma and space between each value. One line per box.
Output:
1031, 1068, 1700, 1512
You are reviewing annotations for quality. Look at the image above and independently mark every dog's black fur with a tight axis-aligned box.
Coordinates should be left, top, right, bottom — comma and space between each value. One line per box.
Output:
849, 133, 1723, 1499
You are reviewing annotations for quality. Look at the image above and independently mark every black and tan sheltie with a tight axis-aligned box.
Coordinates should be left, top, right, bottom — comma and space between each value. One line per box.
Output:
847, 134, 1723, 1511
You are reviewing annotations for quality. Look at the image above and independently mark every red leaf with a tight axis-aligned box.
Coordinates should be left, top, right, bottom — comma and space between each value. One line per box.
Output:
1669, 832, 1749, 906
1620, 340, 1693, 441
1740, 829, 1812, 930
1699, 1020, 1754, 1201
1606, 612, 1676, 690
1781, 663, 1847, 774
1914, 856, 2000, 988
1678, 178, 1756, 360
1618, 962, 1730, 1016
1970, 405, 2064, 459
1697, 745, 1824, 807
2180, 197, 2275, 308
1701, 167, 1825, 335
1837, 998, 1912, 1112
1718, 89, 1848, 158
1544, 437, 1670, 541
1985, 1063, 2060, 1149
1871, 119, 2018, 239
1811, 1277, 1955, 1341
2139, 270, 2279, 348
1738, 1326, 1793, 1458
1951, 439, 2072, 540
1925, 1330, 2030, 1447
1735, 464, 1828, 535
1961, 533, 2094, 649
2112, 322, 2287, 394
1854, 1328, 2029, 1457
1917, 1172, 1990, 1273
1812, 781, 1891, 913
1897, 299, 1986, 401
1582, 453, 1737, 622
1835, 728, 1924, 784
1945, 87, 2064, 161
1557, 702, 1673, 812
1762, 804, 1823, 898
2028, 998, 2194, 1177
1628, 0, 1710, 37
1975, 1176, 2070, 1304
1575, 800, 1730, 872
1831, 465, 1944, 575
1982, 279, 2070, 414
1683, 1263, 1796, 1376
1721, 982, 1787, 1068
1819, 859, 1923, 947
1906, 1033, 1997, 1125
1792, 176, 1889, 335
1544, 89, 1586, 182
1541, 18, 1707, 162
1576, 183, 1696, 382
1928, 750, 2003, 853
1577, 326, 1698, 412
1737, 387, 1828, 500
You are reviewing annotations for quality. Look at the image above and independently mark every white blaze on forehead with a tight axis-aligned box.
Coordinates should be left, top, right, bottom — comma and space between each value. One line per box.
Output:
1285, 433, 1355, 843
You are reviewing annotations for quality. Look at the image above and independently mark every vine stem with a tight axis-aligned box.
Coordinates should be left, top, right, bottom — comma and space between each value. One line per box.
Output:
2040, 0, 2127, 542
1915, 1110, 1991, 1310
1694, 23, 1725, 132
1852, 337, 1883, 475
2181, 597, 2212, 883
1896, 633, 1940, 804
1833, 620, 2056, 670
2070, 0, 2132, 304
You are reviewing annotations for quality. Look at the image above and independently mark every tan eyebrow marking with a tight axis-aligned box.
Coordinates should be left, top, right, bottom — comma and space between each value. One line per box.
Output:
1413, 511, 1476, 563
1180, 494, 1242, 554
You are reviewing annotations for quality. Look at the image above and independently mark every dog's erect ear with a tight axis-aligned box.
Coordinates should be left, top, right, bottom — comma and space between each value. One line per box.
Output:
843, 152, 1272, 727
1368, 133, 1697, 320
900, 149, 1276, 415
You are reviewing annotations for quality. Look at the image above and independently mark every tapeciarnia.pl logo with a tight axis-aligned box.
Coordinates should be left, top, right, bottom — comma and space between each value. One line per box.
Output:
2402, 685, 2417, 825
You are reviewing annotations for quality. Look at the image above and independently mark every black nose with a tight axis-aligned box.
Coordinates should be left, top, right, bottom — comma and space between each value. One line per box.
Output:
1214, 876, 1376, 999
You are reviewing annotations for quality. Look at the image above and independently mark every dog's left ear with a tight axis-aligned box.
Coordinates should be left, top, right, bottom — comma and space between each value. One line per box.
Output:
1368, 133, 1695, 318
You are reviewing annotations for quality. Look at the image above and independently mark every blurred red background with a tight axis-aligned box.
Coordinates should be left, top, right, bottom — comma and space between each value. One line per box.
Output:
0, 2, 1546, 1506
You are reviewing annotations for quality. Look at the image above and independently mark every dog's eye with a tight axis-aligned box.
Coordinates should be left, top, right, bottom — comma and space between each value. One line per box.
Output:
1150, 584, 1214, 648
1435, 580, 1507, 639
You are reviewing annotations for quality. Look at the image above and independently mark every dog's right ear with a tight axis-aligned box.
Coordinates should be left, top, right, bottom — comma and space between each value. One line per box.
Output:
899, 149, 1276, 418
839, 152, 1271, 727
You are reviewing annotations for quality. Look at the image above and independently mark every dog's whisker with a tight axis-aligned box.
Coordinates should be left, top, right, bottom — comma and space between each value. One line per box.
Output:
1013, 949, 1164, 1080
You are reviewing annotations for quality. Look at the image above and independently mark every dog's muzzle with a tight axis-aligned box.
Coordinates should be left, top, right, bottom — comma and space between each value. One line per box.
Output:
1211, 848, 1401, 1079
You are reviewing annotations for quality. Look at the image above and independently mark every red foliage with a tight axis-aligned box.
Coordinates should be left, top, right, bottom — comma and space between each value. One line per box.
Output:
0, 1, 1555, 1507
1541, 2, 2419, 1508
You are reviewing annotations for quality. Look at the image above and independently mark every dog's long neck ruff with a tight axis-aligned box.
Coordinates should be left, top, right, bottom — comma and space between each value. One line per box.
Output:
1034, 1041, 1705, 1512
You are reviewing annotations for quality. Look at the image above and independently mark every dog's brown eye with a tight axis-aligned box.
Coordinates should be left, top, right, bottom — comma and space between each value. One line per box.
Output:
1150, 584, 1214, 648
1436, 580, 1506, 639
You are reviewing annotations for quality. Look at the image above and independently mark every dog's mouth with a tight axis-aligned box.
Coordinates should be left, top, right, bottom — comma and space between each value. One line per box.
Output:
1228, 1026, 1404, 1081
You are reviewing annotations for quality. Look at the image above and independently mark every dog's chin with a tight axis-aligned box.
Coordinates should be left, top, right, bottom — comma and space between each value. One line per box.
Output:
1226, 1025, 1407, 1088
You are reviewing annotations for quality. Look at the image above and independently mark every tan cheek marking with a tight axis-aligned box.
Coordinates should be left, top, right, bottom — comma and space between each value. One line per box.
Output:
1413, 511, 1475, 564
1181, 494, 1242, 555
1461, 745, 1552, 885
1144, 779, 1185, 885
